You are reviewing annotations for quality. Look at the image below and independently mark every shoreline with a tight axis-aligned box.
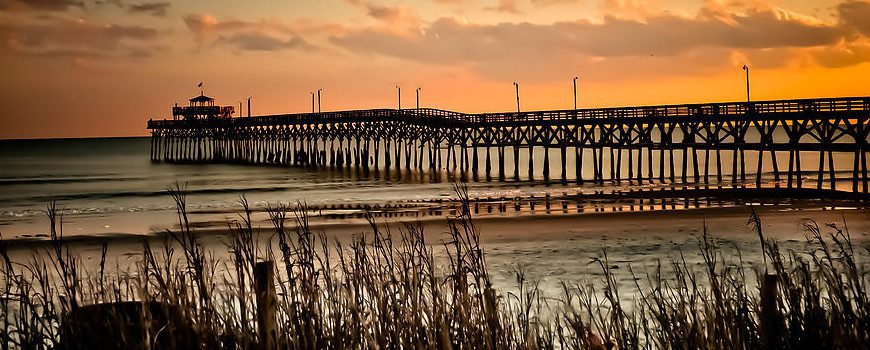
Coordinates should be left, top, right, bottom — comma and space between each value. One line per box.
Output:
3, 200, 867, 249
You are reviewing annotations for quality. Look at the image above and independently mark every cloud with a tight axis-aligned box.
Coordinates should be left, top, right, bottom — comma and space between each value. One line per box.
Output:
182, 14, 314, 52
366, 4, 406, 21
0, 17, 160, 58
334, 5, 844, 60
216, 33, 307, 51
183, 14, 218, 41
128, 2, 170, 17
0, 0, 84, 12
0, 0, 124, 12
838, 0, 870, 36
598, 0, 656, 20
486, 0, 521, 14
345, 0, 422, 35
329, 1, 870, 81
531, 0, 579, 6
580, 10, 842, 57
812, 38, 870, 68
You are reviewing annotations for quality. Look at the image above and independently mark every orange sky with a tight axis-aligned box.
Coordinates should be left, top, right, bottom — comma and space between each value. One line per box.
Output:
1, 0, 869, 139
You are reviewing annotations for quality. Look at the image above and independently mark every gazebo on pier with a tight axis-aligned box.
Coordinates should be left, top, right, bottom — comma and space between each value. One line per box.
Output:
172, 94, 235, 121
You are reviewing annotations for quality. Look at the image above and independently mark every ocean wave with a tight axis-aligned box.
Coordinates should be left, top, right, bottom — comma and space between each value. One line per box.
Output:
0, 176, 146, 186
0, 181, 444, 219
1, 182, 356, 213
0, 201, 234, 220
16, 185, 300, 203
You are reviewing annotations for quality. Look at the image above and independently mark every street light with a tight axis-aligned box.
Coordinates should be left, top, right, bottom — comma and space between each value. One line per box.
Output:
317, 88, 322, 113
573, 76, 579, 110
742, 65, 750, 103
415, 87, 421, 109
513, 81, 520, 113
396, 85, 402, 111
246, 97, 252, 117
310, 92, 315, 113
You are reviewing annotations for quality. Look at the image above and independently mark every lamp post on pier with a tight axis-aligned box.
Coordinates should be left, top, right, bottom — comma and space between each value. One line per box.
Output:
513, 81, 520, 113
317, 88, 322, 113
742, 65, 751, 103
573, 76, 579, 111
415, 87, 421, 109
396, 85, 402, 111
246, 97, 252, 117
310, 92, 315, 113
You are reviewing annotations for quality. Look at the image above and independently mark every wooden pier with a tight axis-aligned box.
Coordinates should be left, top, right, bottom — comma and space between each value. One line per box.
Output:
148, 96, 870, 193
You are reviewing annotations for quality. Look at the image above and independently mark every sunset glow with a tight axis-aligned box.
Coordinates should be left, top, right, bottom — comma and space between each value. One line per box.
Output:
2, 0, 869, 139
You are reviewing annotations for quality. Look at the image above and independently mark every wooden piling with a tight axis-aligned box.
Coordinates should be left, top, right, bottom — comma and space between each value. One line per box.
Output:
254, 261, 277, 350
760, 274, 782, 350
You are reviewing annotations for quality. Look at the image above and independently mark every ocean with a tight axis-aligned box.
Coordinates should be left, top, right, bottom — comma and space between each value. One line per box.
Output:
1, 135, 867, 316
0, 136, 860, 240
0, 137, 600, 239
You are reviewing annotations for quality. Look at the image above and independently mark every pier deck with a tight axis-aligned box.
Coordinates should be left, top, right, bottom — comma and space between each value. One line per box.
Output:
148, 96, 869, 193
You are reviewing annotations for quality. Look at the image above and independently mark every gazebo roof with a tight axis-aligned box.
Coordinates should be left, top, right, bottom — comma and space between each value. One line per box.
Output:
189, 94, 214, 102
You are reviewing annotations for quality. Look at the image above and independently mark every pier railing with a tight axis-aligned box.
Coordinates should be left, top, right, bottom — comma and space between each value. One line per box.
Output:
456, 96, 870, 123
149, 96, 870, 129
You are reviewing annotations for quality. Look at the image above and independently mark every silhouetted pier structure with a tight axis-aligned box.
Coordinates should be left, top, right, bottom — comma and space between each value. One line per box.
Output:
148, 96, 869, 193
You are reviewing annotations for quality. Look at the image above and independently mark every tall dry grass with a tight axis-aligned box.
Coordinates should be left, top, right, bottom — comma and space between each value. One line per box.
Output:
0, 184, 867, 349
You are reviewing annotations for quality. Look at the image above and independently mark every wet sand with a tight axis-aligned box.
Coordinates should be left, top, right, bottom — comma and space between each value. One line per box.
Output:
4, 203, 868, 300
6, 203, 867, 264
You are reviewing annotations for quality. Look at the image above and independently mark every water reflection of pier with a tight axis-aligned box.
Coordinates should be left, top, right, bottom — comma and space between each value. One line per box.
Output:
148, 97, 869, 193
285, 185, 868, 223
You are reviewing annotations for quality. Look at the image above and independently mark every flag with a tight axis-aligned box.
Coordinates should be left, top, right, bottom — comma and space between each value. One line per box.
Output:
197, 81, 203, 88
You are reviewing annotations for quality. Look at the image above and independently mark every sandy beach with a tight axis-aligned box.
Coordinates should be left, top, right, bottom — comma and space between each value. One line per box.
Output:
5, 203, 867, 298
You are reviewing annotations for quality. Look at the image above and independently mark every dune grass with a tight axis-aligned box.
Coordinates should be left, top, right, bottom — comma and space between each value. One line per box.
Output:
0, 184, 868, 349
